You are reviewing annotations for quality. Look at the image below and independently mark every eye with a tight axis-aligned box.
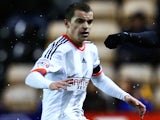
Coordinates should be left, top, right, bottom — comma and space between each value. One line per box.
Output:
87, 20, 93, 25
76, 18, 85, 24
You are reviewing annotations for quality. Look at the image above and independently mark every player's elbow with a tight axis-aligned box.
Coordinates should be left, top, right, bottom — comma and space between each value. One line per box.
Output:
25, 72, 37, 87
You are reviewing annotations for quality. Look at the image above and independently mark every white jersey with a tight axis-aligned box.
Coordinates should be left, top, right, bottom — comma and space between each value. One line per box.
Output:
32, 34, 102, 120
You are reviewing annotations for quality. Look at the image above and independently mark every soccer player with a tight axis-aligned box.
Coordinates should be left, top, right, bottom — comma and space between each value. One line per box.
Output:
25, 2, 146, 120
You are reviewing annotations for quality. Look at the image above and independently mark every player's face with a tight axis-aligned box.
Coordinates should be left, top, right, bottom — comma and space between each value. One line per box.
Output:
65, 10, 93, 46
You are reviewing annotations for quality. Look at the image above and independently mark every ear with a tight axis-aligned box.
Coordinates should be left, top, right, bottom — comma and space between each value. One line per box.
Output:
64, 19, 70, 28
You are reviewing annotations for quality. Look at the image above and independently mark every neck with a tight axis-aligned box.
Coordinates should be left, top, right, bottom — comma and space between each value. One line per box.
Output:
66, 33, 83, 47
63, 34, 85, 51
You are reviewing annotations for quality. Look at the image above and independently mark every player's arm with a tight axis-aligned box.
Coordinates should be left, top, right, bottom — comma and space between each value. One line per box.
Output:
91, 66, 129, 101
91, 66, 146, 119
25, 70, 73, 90
104, 30, 160, 49
25, 70, 53, 89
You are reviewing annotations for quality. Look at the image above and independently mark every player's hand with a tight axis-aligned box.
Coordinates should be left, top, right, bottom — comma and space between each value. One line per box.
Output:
104, 32, 129, 49
104, 33, 121, 49
125, 95, 146, 120
49, 78, 73, 90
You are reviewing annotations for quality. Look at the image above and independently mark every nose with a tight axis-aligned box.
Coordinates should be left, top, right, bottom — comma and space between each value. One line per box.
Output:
82, 21, 89, 29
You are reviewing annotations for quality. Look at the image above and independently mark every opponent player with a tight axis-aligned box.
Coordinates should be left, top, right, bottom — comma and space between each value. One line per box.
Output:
104, 30, 160, 49
25, 2, 146, 120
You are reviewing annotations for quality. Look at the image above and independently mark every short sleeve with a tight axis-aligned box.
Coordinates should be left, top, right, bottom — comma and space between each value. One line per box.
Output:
32, 52, 63, 73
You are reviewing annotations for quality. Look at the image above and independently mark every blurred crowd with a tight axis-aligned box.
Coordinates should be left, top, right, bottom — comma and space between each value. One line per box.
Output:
0, 0, 160, 119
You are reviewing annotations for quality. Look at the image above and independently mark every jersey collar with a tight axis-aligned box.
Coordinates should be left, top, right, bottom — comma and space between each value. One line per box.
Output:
62, 34, 86, 51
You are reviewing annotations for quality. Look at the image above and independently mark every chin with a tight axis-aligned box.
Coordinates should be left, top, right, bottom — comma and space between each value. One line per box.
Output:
83, 37, 88, 40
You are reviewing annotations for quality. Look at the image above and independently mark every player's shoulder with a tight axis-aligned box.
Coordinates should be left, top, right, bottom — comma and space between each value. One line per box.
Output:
44, 36, 71, 55
85, 40, 97, 49
85, 40, 99, 55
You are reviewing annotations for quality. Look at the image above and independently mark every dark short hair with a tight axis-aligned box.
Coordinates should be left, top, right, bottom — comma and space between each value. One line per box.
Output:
65, 2, 92, 21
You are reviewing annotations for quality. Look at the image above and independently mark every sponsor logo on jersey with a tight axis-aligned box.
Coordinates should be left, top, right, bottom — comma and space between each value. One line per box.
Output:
67, 77, 89, 91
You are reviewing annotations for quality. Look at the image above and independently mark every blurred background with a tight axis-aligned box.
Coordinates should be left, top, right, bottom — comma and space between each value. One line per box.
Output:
0, 0, 160, 120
